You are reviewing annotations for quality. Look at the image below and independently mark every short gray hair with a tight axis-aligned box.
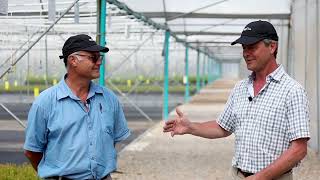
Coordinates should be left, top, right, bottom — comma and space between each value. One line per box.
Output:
263, 39, 278, 58
263, 39, 277, 45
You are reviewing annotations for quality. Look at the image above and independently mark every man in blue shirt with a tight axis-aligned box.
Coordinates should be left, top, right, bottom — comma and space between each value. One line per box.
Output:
24, 34, 130, 180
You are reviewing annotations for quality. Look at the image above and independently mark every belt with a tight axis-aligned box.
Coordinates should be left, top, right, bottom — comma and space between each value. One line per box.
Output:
46, 174, 111, 180
237, 168, 254, 177
45, 177, 71, 180
237, 168, 292, 178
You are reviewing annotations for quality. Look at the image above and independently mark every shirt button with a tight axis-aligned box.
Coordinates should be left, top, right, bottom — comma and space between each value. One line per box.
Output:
90, 142, 93, 146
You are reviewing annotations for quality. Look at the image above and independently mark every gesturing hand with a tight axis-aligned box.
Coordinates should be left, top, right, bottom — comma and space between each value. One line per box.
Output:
163, 108, 191, 137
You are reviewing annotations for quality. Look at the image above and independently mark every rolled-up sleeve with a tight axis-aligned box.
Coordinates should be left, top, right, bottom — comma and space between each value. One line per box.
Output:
286, 86, 310, 142
217, 88, 236, 133
24, 103, 48, 152
113, 100, 130, 142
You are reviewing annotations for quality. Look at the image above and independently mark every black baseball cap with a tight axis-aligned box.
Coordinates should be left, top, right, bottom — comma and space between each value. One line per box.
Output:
231, 20, 278, 45
59, 34, 109, 59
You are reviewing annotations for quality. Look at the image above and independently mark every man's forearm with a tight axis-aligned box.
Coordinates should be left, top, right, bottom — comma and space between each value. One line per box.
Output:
24, 150, 43, 171
256, 138, 308, 179
189, 121, 231, 139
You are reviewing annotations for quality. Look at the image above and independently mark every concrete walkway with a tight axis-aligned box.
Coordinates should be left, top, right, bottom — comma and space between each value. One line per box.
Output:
113, 79, 320, 180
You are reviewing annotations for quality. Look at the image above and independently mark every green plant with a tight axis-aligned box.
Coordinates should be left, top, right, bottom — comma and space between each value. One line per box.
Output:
0, 163, 40, 180
0, 85, 49, 94
25, 75, 60, 86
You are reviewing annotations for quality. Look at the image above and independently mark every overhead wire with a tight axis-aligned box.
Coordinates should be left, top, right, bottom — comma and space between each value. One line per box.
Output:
166, 0, 230, 21
105, 29, 159, 78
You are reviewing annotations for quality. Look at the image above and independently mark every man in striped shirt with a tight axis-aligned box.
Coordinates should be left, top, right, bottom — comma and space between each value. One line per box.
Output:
163, 20, 310, 180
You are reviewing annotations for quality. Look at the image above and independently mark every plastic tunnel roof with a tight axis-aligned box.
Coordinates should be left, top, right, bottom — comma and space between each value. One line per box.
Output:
116, 0, 291, 60
118, 0, 291, 38
3, 0, 292, 61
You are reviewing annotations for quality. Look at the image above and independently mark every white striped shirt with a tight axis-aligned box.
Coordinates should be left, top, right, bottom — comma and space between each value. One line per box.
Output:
217, 65, 310, 173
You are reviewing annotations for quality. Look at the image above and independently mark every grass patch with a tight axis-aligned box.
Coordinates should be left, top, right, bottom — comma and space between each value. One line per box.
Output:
0, 163, 40, 180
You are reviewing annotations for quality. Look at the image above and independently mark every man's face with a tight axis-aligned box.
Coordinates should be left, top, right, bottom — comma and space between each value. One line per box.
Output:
242, 41, 275, 72
70, 51, 103, 79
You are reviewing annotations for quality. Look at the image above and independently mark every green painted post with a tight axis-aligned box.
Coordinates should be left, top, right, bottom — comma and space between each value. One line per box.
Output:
207, 57, 211, 84
184, 44, 189, 103
201, 53, 206, 87
207, 55, 210, 84
213, 59, 217, 81
212, 59, 215, 82
99, 0, 106, 86
214, 60, 219, 80
163, 30, 170, 120
209, 57, 213, 83
196, 50, 201, 93
218, 62, 222, 78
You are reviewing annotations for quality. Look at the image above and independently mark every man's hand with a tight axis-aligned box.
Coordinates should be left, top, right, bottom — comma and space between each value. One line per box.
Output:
24, 150, 43, 172
163, 108, 191, 137
164, 108, 231, 139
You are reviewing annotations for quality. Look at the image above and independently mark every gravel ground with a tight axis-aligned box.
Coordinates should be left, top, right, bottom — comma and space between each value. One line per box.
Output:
113, 121, 320, 180
113, 103, 235, 180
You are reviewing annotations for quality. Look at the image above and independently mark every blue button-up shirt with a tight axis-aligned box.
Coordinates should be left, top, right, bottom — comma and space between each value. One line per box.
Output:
24, 77, 130, 179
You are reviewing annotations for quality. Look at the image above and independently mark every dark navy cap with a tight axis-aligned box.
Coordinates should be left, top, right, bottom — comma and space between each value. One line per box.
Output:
231, 20, 278, 45
59, 34, 109, 59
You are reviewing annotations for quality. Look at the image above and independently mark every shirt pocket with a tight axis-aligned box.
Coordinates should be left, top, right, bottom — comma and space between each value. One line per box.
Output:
99, 107, 115, 138
97, 108, 117, 164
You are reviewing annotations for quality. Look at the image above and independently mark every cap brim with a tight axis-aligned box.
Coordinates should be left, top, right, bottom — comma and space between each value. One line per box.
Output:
82, 44, 109, 53
231, 36, 264, 45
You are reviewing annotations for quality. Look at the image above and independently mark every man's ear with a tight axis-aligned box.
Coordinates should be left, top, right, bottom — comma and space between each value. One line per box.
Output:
270, 42, 277, 54
68, 55, 78, 67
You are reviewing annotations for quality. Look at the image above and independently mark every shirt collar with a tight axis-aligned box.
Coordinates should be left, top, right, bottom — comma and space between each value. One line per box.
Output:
248, 64, 285, 83
87, 81, 103, 99
267, 64, 285, 82
57, 74, 103, 101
